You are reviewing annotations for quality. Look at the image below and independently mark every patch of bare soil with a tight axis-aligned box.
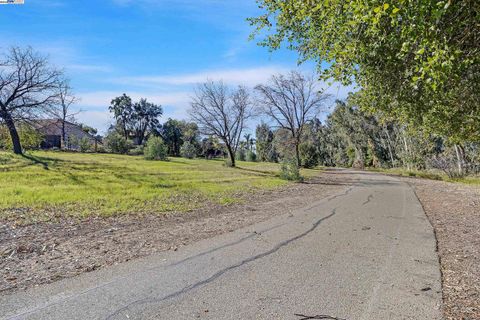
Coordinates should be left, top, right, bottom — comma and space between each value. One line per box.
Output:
0, 171, 349, 295
404, 177, 480, 320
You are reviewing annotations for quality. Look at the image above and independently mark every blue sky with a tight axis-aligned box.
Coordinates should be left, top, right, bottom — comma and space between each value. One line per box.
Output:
1, 0, 352, 133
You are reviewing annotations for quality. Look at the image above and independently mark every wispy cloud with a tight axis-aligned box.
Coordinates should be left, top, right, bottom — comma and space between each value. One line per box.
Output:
112, 66, 291, 88
65, 64, 113, 73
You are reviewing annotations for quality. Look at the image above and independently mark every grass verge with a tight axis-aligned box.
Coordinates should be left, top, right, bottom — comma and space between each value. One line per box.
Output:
367, 167, 480, 185
0, 151, 319, 224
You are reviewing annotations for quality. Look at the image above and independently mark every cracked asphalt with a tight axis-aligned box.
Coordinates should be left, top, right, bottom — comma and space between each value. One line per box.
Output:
0, 170, 442, 320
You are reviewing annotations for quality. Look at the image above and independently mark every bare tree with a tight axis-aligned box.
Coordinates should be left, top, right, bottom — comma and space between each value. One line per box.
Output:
53, 81, 79, 149
0, 47, 63, 154
255, 71, 329, 166
189, 81, 252, 167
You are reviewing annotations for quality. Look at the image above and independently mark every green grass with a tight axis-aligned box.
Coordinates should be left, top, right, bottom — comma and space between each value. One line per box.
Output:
0, 151, 319, 223
368, 167, 480, 185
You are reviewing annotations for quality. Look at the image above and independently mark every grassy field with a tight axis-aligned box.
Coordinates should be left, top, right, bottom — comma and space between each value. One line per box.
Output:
367, 167, 480, 185
0, 151, 320, 223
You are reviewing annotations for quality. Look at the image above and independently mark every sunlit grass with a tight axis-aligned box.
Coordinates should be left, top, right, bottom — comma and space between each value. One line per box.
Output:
0, 151, 320, 223
368, 167, 480, 186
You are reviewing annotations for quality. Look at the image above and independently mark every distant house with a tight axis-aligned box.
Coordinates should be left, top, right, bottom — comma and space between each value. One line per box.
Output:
31, 119, 100, 150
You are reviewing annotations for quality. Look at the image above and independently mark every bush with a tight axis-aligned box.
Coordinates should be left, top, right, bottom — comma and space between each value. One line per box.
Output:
299, 142, 319, 168
430, 153, 465, 178
128, 145, 144, 156
144, 136, 168, 160
79, 137, 91, 153
104, 132, 132, 154
180, 141, 197, 159
236, 149, 246, 161
279, 157, 303, 181
0, 124, 43, 151
246, 150, 257, 162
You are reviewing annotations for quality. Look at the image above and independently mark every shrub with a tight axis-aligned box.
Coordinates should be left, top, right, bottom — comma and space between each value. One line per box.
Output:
246, 150, 257, 162
104, 132, 132, 154
430, 153, 465, 178
236, 149, 246, 161
144, 136, 168, 160
0, 124, 43, 151
128, 145, 144, 156
180, 141, 197, 159
299, 142, 319, 168
279, 157, 303, 182
79, 137, 91, 153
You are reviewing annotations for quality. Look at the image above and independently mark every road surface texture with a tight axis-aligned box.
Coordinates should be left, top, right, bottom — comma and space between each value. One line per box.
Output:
0, 170, 442, 320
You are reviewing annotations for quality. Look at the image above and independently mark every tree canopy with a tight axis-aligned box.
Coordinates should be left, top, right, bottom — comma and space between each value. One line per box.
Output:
249, 0, 480, 142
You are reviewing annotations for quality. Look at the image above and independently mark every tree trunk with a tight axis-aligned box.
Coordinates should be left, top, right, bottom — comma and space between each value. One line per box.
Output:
226, 144, 236, 167
402, 134, 410, 171
61, 120, 66, 149
294, 142, 301, 167
384, 128, 395, 167
2, 111, 22, 154
454, 144, 464, 176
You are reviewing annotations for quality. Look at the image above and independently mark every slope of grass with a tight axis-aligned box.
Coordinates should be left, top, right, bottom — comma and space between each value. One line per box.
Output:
0, 151, 319, 223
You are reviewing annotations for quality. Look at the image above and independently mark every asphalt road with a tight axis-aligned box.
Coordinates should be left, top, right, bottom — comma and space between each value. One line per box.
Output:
0, 170, 442, 320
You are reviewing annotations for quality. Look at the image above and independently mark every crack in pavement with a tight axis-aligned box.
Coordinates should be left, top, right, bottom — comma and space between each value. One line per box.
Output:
105, 209, 338, 320
305, 186, 354, 212
362, 194, 373, 206
6, 223, 287, 320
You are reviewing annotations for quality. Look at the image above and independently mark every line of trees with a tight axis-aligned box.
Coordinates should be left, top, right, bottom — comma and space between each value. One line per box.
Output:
1, 46, 478, 178
248, 0, 479, 176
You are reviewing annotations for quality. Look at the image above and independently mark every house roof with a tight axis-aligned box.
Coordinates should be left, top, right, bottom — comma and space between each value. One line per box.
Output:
29, 119, 98, 141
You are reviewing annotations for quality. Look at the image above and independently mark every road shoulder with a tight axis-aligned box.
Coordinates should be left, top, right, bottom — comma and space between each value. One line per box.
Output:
404, 177, 480, 320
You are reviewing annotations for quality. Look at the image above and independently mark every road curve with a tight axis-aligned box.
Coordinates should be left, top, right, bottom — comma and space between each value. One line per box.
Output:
0, 170, 442, 320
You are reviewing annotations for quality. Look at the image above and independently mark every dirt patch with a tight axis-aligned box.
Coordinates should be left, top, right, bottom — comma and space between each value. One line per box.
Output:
0, 171, 349, 294
404, 177, 480, 320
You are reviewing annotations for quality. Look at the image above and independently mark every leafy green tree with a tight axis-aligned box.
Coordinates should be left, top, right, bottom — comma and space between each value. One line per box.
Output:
180, 141, 197, 159
131, 99, 163, 145
255, 122, 277, 162
158, 119, 183, 156
157, 119, 200, 157
144, 136, 168, 161
104, 130, 132, 154
250, 0, 480, 142
109, 94, 133, 140
109, 95, 162, 145
299, 142, 319, 169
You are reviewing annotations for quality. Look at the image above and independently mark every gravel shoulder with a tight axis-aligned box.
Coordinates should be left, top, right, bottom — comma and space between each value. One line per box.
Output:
402, 177, 480, 320
0, 171, 348, 294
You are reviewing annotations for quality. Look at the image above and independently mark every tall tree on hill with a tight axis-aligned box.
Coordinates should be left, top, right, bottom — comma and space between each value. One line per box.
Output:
189, 81, 253, 167
255, 71, 329, 166
0, 47, 64, 154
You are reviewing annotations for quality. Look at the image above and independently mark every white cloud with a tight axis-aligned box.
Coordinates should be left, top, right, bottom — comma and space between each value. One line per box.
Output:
113, 66, 291, 88
75, 111, 113, 135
